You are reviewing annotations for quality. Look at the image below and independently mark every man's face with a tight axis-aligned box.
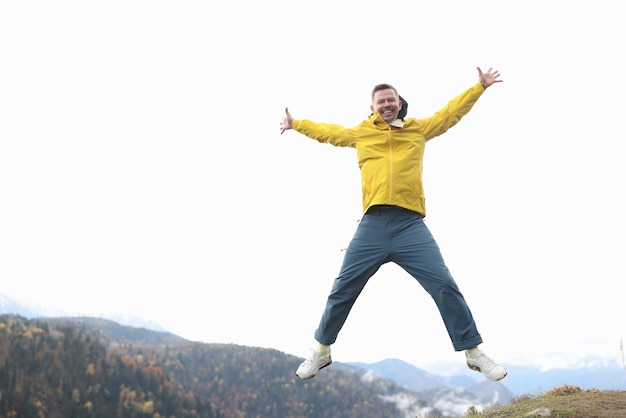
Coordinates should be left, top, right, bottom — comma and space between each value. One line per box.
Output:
371, 89, 400, 123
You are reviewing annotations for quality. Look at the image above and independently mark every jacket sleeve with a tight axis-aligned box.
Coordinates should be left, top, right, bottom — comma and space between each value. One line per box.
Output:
419, 82, 485, 140
292, 120, 357, 148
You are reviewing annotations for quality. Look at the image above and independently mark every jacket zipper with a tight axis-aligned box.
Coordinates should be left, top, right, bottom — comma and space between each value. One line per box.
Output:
387, 128, 393, 203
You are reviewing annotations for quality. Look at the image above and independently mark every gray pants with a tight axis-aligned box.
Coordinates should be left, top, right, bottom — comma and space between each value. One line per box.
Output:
314, 205, 483, 351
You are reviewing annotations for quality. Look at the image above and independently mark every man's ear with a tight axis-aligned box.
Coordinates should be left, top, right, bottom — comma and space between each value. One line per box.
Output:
370, 104, 375, 114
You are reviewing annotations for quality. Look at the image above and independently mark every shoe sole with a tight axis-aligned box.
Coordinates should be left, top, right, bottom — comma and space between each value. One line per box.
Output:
296, 360, 332, 380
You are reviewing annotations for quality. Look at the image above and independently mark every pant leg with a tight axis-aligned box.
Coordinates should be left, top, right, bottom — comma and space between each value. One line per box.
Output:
389, 212, 483, 351
314, 212, 391, 345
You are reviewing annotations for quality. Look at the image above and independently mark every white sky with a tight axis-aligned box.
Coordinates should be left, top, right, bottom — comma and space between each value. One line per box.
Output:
1, 1, 625, 372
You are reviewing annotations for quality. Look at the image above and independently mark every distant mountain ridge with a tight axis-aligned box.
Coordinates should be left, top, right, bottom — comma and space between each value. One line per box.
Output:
0, 292, 167, 331
350, 357, 626, 400
54, 316, 187, 345
0, 293, 40, 318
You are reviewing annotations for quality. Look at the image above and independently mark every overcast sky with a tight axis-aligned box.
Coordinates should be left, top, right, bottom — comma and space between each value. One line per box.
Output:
1, 1, 624, 373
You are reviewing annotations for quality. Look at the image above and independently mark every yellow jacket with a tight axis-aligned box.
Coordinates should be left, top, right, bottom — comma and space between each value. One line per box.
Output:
292, 82, 485, 216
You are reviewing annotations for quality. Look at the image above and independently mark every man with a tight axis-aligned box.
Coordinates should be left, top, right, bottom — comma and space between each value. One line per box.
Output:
280, 67, 506, 381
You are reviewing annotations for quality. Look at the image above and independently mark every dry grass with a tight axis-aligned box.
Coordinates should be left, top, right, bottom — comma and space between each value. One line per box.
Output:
464, 385, 626, 417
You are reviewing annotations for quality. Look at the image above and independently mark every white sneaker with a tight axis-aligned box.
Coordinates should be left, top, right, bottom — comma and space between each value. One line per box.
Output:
296, 349, 332, 379
466, 350, 507, 381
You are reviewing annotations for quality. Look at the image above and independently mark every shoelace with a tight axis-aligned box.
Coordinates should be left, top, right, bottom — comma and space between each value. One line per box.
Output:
473, 353, 496, 369
304, 350, 321, 364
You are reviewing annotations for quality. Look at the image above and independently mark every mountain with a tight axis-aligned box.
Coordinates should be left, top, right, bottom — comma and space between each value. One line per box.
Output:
349, 358, 515, 416
349, 357, 626, 399
2, 293, 625, 417
349, 358, 477, 391
0, 314, 451, 417
0, 293, 166, 331
0, 313, 524, 417
0, 293, 40, 318
499, 362, 626, 396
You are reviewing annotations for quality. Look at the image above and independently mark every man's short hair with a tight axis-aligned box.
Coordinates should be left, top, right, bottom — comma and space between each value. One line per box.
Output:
371, 84, 398, 100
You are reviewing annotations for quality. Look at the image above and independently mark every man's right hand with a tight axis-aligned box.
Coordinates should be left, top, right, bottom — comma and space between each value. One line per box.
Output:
280, 107, 293, 134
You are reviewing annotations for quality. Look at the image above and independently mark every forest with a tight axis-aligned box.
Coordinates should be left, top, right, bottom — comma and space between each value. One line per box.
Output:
0, 314, 410, 418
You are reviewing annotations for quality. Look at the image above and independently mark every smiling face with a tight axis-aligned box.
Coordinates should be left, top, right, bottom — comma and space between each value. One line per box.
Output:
371, 88, 401, 123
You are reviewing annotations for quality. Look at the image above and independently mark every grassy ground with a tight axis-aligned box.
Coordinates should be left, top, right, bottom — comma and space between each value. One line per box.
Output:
466, 385, 626, 418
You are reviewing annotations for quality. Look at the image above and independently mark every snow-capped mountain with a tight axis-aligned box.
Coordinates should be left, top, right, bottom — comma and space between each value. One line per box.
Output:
0, 293, 166, 332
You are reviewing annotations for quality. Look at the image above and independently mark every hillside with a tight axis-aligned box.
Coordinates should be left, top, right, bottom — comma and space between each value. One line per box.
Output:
471, 385, 626, 417
1, 314, 624, 417
0, 314, 416, 418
